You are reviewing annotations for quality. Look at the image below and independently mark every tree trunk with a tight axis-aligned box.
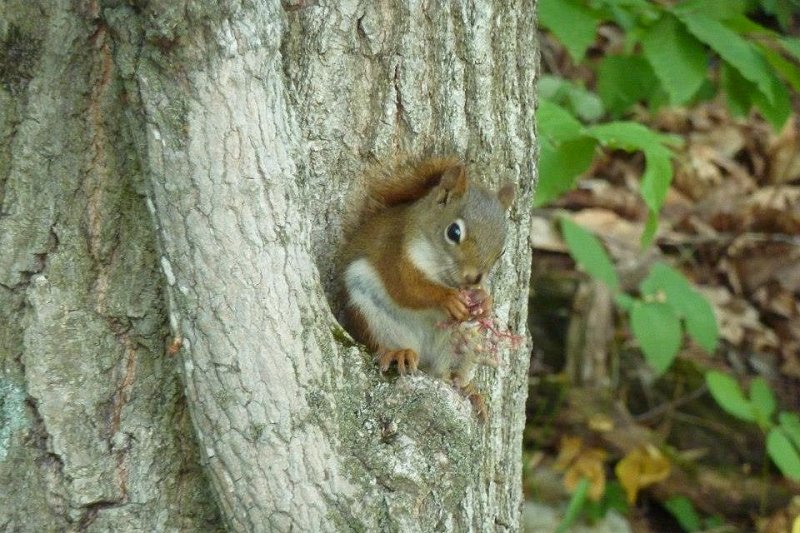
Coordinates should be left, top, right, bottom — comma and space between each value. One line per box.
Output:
0, 1, 537, 531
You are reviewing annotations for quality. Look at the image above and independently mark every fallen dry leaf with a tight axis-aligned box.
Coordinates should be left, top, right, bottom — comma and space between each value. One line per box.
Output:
615, 444, 671, 504
555, 436, 608, 501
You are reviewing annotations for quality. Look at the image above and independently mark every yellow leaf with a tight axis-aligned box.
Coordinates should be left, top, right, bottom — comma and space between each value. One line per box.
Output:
556, 436, 608, 501
588, 413, 615, 432
615, 444, 671, 504
555, 436, 583, 471
792, 514, 800, 533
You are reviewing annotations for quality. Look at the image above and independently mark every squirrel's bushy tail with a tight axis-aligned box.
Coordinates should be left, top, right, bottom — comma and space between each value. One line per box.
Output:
359, 156, 461, 219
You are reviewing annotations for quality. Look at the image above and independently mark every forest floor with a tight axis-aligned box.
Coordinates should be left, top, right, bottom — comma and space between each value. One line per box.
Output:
524, 30, 800, 533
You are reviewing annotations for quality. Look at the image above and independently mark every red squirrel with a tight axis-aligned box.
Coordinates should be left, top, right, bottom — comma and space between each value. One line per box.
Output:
340, 157, 515, 419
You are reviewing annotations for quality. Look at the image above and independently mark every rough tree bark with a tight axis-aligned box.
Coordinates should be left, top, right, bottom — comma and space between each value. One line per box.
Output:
0, 1, 537, 531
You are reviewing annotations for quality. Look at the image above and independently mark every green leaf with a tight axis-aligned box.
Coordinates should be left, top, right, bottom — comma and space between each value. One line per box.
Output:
672, 0, 747, 18
586, 122, 678, 214
641, 14, 708, 105
750, 67, 792, 131
537, 100, 585, 143
615, 293, 635, 311
778, 412, 800, 449
639, 263, 719, 352
596, 55, 660, 116
640, 262, 690, 299
721, 62, 752, 118
536, 137, 597, 206
538, 76, 605, 122
767, 428, 800, 481
780, 37, 800, 61
677, 13, 775, 104
556, 477, 589, 533
586, 122, 681, 152
706, 371, 755, 422
759, 45, 800, 94
560, 217, 620, 291
664, 496, 702, 532
641, 210, 658, 248
539, 0, 598, 63
681, 292, 718, 352
631, 301, 682, 373
641, 147, 673, 214
749, 377, 777, 426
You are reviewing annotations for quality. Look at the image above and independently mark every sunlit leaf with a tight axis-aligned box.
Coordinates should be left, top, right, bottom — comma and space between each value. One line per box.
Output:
539, 0, 598, 62
749, 377, 776, 426
641, 14, 708, 105
560, 217, 620, 291
767, 428, 800, 481
706, 371, 755, 422
536, 137, 597, 206
678, 13, 775, 104
664, 496, 702, 532
615, 445, 671, 504
631, 301, 681, 373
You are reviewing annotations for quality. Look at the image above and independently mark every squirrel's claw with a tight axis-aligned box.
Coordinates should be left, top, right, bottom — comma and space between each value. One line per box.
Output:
378, 349, 419, 375
458, 381, 489, 423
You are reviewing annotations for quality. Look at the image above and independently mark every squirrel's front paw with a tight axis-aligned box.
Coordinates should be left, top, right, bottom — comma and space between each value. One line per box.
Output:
464, 287, 493, 318
378, 349, 419, 375
443, 290, 470, 321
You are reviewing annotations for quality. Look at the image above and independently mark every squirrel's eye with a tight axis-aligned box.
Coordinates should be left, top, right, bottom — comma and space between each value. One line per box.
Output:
445, 220, 465, 244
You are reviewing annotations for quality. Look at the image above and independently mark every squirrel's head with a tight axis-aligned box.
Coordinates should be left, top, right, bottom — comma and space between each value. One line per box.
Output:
409, 164, 515, 289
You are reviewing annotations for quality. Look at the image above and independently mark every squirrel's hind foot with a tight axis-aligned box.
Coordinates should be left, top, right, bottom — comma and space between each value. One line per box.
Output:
378, 348, 419, 375
456, 381, 488, 423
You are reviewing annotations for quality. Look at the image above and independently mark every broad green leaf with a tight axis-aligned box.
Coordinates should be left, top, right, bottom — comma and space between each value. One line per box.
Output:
759, 45, 800, 94
664, 496, 702, 533
586, 122, 681, 153
672, 0, 747, 18
640, 264, 719, 352
615, 293, 635, 311
537, 100, 585, 143
539, 0, 598, 63
585, 122, 677, 214
780, 37, 800, 61
751, 68, 792, 131
631, 301, 681, 373
641, 147, 673, 213
538, 76, 604, 122
678, 13, 775, 104
767, 428, 800, 481
641, 15, 708, 105
749, 377, 777, 426
681, 292, 718, 352
721, 62, 752, 118
779, 412, 800, 449
536, 137, 597, 206
640, 262, 692, 300
560, 217, 620, 291
706, 371, 755, 422
596, 55, 659, 116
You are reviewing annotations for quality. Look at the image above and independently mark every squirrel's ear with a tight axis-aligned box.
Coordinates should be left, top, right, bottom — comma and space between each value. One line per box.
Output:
497, 182, 515, 210
436, 165, 468, 204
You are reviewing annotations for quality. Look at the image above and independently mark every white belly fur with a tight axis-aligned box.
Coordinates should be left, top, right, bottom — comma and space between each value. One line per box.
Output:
344, 259, 452, 376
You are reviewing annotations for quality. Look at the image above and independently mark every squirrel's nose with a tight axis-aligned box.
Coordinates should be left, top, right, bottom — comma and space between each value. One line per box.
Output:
462, 271, 483, 286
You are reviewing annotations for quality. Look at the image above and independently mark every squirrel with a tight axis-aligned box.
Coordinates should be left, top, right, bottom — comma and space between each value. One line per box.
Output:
340, 156, 515, 420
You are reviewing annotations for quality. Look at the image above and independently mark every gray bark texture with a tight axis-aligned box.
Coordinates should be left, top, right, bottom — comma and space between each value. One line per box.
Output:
0, 1, 537, 531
